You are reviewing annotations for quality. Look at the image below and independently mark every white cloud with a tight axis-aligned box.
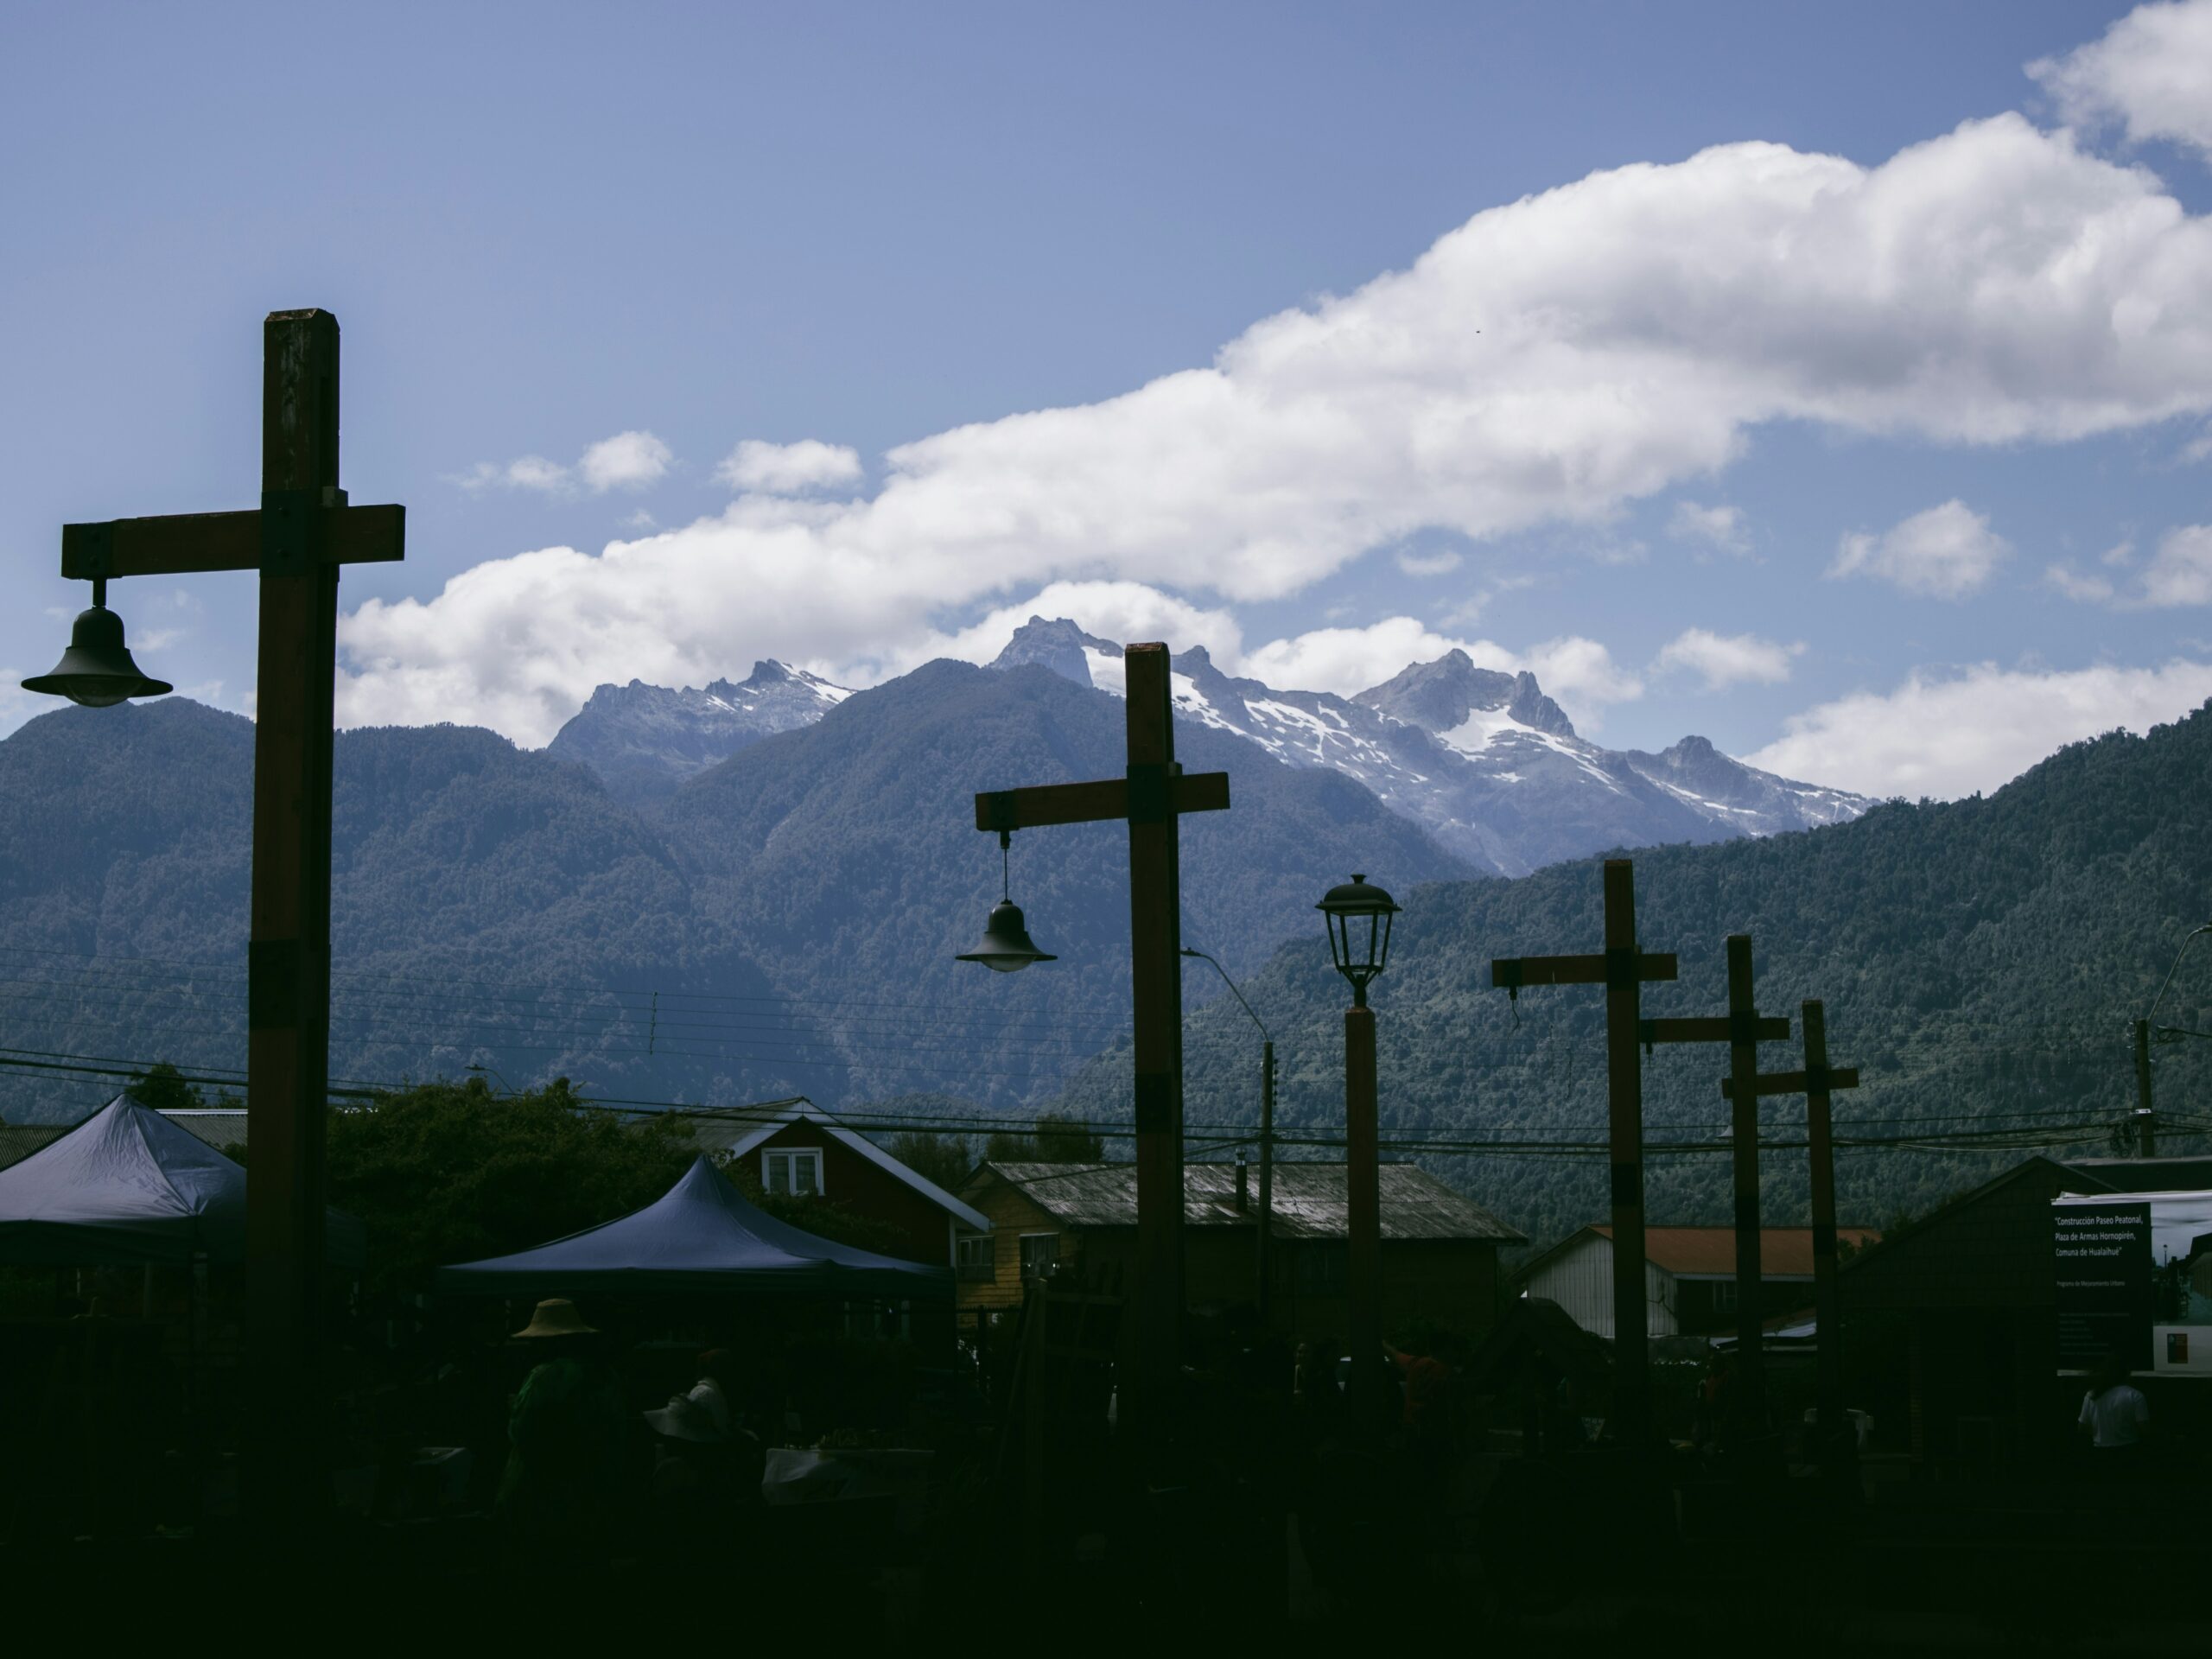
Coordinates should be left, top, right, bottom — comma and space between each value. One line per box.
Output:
2044, 562, 2117, 602
457, 433, 673, 497
717, 439, 864, 494
1668, 501, 1749, 554
1652, 628, 1800, 690
350, 97, 2212, 743
1395, 549, 1463, 577
2142, 524, 2212, 604
1744, 658, 2212, 798
2031, 0, 2212, 159
578, 430, 673, 493
2044, 524, 2212, 606
1831, 500, 2010, 598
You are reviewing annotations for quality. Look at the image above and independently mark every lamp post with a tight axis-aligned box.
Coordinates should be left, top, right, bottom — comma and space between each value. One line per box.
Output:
2137, 922, 2212, 1155
1317, 874, 1400, 1433
955, 830, 1058, 972
1182, 946, 1276, 1320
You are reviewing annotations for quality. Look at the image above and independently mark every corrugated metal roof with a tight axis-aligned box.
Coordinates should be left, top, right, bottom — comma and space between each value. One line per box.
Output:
1592, 1224, 1878, 1278
976, 1160, 1524, 1243
159, 1110, 249, 1151
0, 1125, 68, 1172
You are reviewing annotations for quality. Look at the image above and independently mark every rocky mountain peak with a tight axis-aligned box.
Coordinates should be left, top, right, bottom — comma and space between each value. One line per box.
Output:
1351, 652, 1576, 740
990, 616, 1119, 688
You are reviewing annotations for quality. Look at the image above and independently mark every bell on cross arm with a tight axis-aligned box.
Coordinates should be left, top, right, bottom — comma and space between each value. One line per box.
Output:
956, 830, 1058, 973
21, 580, 173, 709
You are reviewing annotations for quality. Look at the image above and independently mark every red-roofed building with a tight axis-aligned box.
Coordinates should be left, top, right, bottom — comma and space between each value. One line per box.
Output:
1517, 1223, 1879, 1338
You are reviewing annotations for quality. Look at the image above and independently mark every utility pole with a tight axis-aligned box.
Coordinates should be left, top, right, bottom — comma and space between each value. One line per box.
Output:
53, 310, 406, 1533
1490, 859, 1679, 1452
1641, 935, 1789, 1457
973, 643, 1230, 1459
2133, 1019, 2158, 1156
1723, 999, 1860, 1479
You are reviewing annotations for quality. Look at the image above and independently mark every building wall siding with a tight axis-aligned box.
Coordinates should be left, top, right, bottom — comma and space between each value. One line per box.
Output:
1522, 1234, 1677, 1339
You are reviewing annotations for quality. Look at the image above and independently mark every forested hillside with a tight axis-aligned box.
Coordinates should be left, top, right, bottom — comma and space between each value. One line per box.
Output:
1052, 704, 2212, 1251
0, 663, 1468, 1118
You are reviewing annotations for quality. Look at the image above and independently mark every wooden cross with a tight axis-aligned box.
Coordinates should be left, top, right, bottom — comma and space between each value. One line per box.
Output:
56, 310, 404, 1529
1640, 933, 1789, 1444
972, 641, 1229, 1452
1722, 998, 1859, 1467
1491, 859, 1679, 1452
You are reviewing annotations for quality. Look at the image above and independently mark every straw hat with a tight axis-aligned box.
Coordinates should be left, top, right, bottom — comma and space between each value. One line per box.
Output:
512, 1298, 597, 1339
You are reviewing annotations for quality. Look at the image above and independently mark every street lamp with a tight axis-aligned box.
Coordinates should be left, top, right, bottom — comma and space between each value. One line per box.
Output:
21, 579, 173, 707
2134, 921, 2212, 1154
1317, 874, 1400, 1007
1317, 873, 1400, 1433
956, 830, 1058, 973
1182, 945, 1276, 1319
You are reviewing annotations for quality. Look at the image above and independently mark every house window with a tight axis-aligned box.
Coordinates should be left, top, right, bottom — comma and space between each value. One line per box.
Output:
1295, 1243, 1348, 1294
956, 1234, 994, 1281
764, 1148, 823, 1196
1712, 1281, 1738, 1313
1019, 1233, 1059, 1281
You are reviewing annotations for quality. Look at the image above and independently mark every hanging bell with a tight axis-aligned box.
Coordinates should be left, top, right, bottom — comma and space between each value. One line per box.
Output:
956, 899, 1058, 974
22, 599, 173, 708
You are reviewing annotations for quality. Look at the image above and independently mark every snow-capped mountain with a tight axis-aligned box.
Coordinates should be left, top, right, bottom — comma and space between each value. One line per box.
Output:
546, 660, 851, 804
989, 617, 1870, 875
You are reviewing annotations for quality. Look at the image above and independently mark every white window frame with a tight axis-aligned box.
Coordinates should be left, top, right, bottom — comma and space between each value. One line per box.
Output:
763, 1147, 824, 1197
955, 1233, 994, 1277
1019, 1231, 1060, 1281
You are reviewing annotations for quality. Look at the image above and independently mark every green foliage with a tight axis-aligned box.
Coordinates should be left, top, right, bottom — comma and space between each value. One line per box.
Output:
324, 1077, 698, 1294
985, 1110, 1103, 1163
880, 1129, 976, 1192
128, 1061, 203, 1114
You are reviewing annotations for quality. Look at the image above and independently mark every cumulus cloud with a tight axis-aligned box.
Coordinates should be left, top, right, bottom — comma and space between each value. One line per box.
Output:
717, 439, 865, 494
2044, 524, 2212, 606
1744, 658, 2212, 798
458, 431, 673, 497
1395, 549, 1464, 577
1237, 619, 1641, 723
916, 581, 1245, 672
2142, 524, 2212, 605
1668, 501, 1749, 554
1652, 628, 1800, 690
353, 99, 2212, 744
2031, 0, 2212, 159
1831, 500, 2010, 598
578, 431, 673, 493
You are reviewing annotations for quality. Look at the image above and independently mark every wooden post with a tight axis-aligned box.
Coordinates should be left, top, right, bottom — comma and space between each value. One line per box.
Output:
1601, 861, 1651, 1451
1724, 935, 1767, 1440
47, 309, 405, 1535
247, 310, 340, 1529
1123, 644, 1185, 1452
1257, 1038, 1274, 1323
1802, 1001, 1845, 1465
1344, 1003, 1381, 1432
969, 643, 1229, 1464
1490, 858, 1680, 1452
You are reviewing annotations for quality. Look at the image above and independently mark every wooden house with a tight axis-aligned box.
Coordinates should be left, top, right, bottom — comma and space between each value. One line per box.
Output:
706, 1101, 994, 1269
1518, 1224, 1879, 1339
956, 1159, 1523, 1340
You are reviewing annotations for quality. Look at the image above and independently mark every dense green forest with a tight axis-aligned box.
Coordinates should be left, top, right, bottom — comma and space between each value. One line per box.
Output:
1052, 704, 2212, 1250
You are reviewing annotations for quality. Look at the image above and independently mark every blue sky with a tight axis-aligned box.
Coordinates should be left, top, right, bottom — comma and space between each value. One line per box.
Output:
4, 0, 2209, 798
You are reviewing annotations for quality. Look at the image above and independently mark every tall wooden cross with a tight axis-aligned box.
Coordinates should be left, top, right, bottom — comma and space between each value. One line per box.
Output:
1489, 859, 1678, 1452
972, 641, 1229, 1452
57, 310, 404, 1526
1722, 998, 1859, 1469
1640, 933, 1789, 1446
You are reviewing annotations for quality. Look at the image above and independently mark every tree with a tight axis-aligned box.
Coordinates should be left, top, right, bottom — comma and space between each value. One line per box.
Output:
324, 1077, 698, 1294
880, 1130, 975, 1192
984, 1111, 1104, 1164
127, 1061, 203, 1114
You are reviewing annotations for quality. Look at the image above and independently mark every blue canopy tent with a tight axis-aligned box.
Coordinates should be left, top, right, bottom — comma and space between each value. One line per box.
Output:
0, 1093, 366, 1268
433, 1154, 951, 1301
